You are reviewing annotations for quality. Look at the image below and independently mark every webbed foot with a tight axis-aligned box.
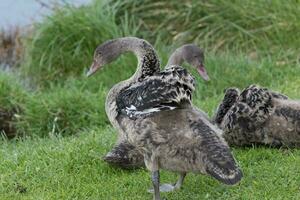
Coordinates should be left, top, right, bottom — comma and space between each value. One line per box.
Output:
148, 183, 176, 193
148, 173, 186, 193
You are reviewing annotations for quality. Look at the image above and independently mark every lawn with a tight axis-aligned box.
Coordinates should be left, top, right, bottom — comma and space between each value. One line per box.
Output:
1, 128, 300, 200
0, 0, 300, 199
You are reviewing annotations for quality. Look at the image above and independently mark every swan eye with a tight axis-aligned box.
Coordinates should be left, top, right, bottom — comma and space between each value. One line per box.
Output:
96, 52, 103, 59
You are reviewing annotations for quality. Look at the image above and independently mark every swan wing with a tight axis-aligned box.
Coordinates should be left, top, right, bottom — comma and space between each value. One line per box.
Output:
116, 66, 195, 118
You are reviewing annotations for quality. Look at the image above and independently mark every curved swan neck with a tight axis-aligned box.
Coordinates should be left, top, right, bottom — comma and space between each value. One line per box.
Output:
166, 48, 184, 67
104, 37, 160, 130
108, 37, 160, 81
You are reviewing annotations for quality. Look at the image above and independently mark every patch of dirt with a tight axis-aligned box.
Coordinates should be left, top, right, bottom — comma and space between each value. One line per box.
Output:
15, 183, 27, 194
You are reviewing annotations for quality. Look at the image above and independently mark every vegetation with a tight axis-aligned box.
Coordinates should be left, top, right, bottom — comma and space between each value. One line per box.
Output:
16, 80, 108, 137
21, 0, 300, 86
0, 73, 28, 138
0, 73, 28, 111
0, 0, 300, 199
21, 0, 140, 87
1, 128, 300, 200
0, 27, 23, 68
115, 0, 300, 60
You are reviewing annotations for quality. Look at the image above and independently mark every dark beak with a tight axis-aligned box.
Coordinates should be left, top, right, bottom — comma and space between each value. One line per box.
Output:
197, 63, 210, 81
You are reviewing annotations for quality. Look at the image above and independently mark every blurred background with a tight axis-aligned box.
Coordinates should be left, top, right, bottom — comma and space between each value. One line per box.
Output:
0, 0, 91, 28
0, 1, 299, 199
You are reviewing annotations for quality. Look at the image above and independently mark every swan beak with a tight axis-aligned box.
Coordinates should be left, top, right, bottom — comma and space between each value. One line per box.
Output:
86, 68, 94, 77
197, 63, 210, 81
86, 61, 99, 77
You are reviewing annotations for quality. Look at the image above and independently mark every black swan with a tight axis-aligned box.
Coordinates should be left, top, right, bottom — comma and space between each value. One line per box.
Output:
214, 84, 300, 147
104, 44, 210, 169
87, 37, 242, 200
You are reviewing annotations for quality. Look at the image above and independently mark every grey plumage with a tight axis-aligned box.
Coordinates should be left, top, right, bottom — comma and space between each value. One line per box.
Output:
87, 38, 242, 200
120, 107, 242, 184
104, 44, 209, 169
214, 84, 300, 147
103, 141, 144, 169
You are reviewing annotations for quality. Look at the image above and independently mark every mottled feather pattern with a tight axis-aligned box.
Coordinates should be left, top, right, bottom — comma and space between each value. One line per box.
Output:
116, 65, 195, 119
96, 38, 243, 196
138, 41, 160, 81
189, 119, 243, 185
213, 88, 240, 126
121, 108, 242, 185
221, 102, 253, 131
271, 91, 289, 100
238, 85, 275, 123
104, 38, 160, 131
217, 84, 300, 147
215, 85, 289, 129
275, 107, 300, 122
222, 85, 275, 131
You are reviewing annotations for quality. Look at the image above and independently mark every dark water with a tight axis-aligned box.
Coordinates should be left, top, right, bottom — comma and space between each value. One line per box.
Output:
0, 0, 91, 29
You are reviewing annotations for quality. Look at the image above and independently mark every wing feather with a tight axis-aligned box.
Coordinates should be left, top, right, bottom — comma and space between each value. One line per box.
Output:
190, 119, 243, 185
116, 66, 195, 118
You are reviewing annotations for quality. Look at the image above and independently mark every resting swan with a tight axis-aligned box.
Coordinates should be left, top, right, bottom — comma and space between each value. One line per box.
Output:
87, 37, 242, 200
214, 85, 300, 147
104, 44, 210, 169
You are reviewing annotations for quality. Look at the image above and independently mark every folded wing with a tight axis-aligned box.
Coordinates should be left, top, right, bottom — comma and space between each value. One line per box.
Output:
116, 66, 195, 118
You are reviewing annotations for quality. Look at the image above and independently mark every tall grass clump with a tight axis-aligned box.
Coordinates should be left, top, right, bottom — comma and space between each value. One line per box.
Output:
0, 73, 28, 110
22, 0, 140, 87
0, 73, 29, 138
115, 0, 300, 61
21, 0, 300, 88
17, 80, 108, 137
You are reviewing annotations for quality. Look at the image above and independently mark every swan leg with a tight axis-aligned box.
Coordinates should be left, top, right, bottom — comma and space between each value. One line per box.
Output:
174, 172, 186, 189
145, 155, 161, 199
151, 170, 161, 200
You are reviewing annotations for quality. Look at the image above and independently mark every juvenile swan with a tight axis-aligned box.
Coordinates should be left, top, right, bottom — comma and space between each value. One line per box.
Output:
214, 85, 300, 147
104, 44, 210, 169
87, 37, 242, 200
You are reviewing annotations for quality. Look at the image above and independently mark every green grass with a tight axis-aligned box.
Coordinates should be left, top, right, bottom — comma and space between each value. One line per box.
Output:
0, 0, 300, 199
21, 0, 140, 87
0, 127, 300, 200
115, 0, 300, 60
21, 0, 300, 88
16, 80, 108, 137
1, 52, 299, 199
0, 72, 29, 137
0, 72, 28, 111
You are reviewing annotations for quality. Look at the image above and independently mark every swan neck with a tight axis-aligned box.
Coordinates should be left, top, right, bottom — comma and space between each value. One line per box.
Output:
104, 37, 160, 129
166, 49, 184, 67
117, 37, 160, 82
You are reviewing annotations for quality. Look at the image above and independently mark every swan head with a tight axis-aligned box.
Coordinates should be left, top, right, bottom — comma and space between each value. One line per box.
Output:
168, 44, 210, 81
86, 40, 121, 77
